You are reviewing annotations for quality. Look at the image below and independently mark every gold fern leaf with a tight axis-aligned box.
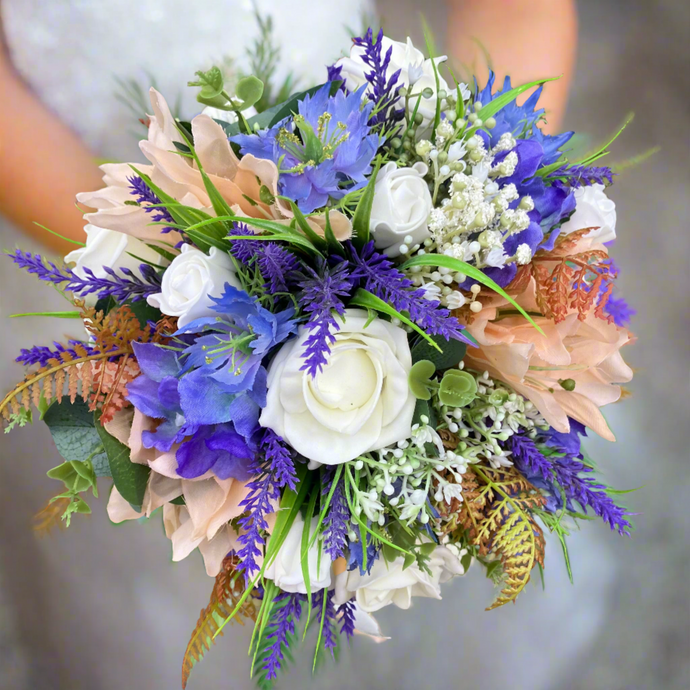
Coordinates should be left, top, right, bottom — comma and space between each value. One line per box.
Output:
32, 496, 72, 537
470, 466, 546, 610
182, 555, 257, 689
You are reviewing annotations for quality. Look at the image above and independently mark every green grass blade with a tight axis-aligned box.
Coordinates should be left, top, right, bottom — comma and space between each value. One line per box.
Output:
401, 254, 544, 335
351, 157, 382, 247
478, 77, 560, 123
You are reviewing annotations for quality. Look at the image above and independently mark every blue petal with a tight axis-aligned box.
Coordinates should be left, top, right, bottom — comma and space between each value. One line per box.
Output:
178, 368, 237, 425
126, 375, 169, 419
131, 342, 179, 382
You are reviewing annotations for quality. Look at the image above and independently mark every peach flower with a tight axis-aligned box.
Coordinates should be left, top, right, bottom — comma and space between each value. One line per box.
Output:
78, 89, 352, 245
105, 408, 256, 577
463, 278, 633, 441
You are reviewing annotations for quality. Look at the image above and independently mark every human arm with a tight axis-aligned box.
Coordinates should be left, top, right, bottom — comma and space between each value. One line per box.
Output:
446, 0, 578, 132
0, 22, 103, 254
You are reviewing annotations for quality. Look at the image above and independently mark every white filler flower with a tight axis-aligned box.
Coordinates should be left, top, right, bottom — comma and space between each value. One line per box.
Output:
260, 309, 416, 465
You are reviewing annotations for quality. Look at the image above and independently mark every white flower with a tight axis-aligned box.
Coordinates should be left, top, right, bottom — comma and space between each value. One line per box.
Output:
419, 281, 442, 302
484, 246, 508, 268
201, 103, 257, 124
263, 514, 332, 594
515, 243, 532, 265
445, 291, 466, 310
147, 244, 239, 327
335, 36, 449, 125
414, 139, 433, 159
559, 183, 617, 244
260, 309, 416, 465
65, 224, 164, 282
370, 162, 432, 257
332, 545, 465, 613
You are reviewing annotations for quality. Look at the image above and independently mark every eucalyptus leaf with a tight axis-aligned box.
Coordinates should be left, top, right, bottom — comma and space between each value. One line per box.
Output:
235, 76, 265, 110
411, 334, 467, 369
95, 412, 149, 509
408, 360, 436, 400
43, 400, 110, 476
438, 369, 478, 408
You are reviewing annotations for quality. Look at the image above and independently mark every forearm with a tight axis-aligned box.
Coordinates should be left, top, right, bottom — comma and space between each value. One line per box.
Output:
0, 52, 103, 255
446, 0, 578, 132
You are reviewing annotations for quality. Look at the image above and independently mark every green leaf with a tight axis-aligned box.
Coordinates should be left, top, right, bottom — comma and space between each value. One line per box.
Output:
438, 369, 477, 407
477, 77, 560, 123
282, 199, 328, 251
402, 254, 544, 335
408, 360, 436, 400
323, 209, 345, 257
411, 334, 467, 369
351, 158, 382, 248
236, 76, 265, 110
43, 400, 110, 476
300, 487, 319, 636
95, 412, 149, 509
10, 311, 81, 319
348, 288, 443, 352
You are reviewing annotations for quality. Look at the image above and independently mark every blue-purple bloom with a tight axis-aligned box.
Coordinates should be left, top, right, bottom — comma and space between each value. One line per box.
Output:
313, 589, 338, 655
548, 163, 615, 189
603, 292, 635, 327
231, 83, 379, 212
296, 260, 352, 376
128, 175, 177, 234
337, 598, 357, 640
126, 342, 258, 480
510, 422, 633, 534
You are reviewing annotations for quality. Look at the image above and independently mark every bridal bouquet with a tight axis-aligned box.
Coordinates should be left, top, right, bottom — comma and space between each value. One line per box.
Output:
3, 27, 635, 689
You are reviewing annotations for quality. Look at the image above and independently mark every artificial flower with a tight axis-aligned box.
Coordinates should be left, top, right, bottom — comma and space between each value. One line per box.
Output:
559, 183, 617, 244
370, 162, 432, 257
264, 514, 332, 594
147, 244, 239, 327
333, 545, 465, 613
335, 36, 449, 126
259, 309, 416, 465
65, 224, 164, 284
463, 278, 633, 440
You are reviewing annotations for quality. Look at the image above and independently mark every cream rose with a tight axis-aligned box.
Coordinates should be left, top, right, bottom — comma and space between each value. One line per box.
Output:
560, 183, 617, 244
370, 162, 432, 257
332, 545, 465, 613
263, 514, 332, 594
335, 36, 449, 125
147, 244, 239, 327
65, 224, 164, 281
260, 310, 416, 465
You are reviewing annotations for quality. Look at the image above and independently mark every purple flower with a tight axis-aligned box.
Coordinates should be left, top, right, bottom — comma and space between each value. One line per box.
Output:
548, 163, 615, 189
348, 242, 472, 345
8, 249, 162, 303
322, 471, 349, 560
260, 592, 305, 681
231, 84, 379, 212
603, 292, 635, 328
128, 175, 176, 234
296, 260, 352, 377
337, 598, 357, 640
16, 339, 95, 367
509, 426, 633, 535
350, 28, 404, 128
312, 589, 338, 655
236, 430, 297, 578
228, 223, 300, 294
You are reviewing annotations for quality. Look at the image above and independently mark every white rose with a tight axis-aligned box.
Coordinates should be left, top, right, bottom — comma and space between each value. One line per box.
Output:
263, 514, 332, 594
147, 244, 239, 327
65, 224, 164, 281
559, 183, 617, 244
335, 36, 449, 125
370, 162, 432, 257
332, 545, 465, 613
260, 309, 416, 465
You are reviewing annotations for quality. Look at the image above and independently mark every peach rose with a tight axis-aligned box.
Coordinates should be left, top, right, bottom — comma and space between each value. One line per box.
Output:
105, 408, 256, 577
78, 89, 352, 245
463, 279, 633, 441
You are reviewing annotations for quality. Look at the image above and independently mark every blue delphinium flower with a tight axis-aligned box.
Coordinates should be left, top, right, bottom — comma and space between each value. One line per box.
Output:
231, 83, 379, 212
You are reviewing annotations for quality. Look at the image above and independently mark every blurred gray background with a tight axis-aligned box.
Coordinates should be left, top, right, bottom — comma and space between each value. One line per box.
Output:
1, 1, 688, 689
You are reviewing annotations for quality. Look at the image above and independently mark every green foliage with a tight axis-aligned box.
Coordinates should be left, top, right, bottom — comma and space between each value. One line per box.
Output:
477, 76, 560, 124
3, 408, 32, 433
95, 412, 149, 510
351, 158, 382, 248
10, 311, 82, 319
411, 333, 467, 369
408, 360, 436, 400
43, 399, 110, 476
438, 369, 477, 408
